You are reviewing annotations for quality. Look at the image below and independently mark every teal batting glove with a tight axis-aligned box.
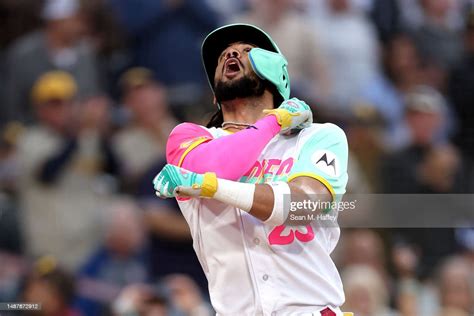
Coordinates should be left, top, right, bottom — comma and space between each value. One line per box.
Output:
153, 164, 218, 198
263, 97, 313, 135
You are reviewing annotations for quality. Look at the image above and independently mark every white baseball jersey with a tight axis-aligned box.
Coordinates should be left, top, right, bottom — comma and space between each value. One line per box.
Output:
167, 123, 349, 316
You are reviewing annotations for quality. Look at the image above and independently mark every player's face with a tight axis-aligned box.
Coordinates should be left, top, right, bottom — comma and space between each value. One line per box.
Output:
214, 42, 257, 84
213, 42, 266, 103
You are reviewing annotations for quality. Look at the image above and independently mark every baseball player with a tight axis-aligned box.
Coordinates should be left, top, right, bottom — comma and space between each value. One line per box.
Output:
153, 24, 349, 316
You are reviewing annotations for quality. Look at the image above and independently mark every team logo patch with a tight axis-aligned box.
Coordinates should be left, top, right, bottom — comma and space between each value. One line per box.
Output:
311, 150, 339, 177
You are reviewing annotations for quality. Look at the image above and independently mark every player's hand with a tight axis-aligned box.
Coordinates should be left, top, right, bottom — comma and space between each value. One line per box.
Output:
153, 164, 217, 198
263, 97, 313, 135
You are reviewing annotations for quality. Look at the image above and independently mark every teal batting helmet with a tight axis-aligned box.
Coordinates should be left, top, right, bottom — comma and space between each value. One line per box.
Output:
201, 23, 291, 104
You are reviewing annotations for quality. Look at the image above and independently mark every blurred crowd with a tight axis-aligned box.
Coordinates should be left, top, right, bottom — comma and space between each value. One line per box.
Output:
0, 0, 473, 315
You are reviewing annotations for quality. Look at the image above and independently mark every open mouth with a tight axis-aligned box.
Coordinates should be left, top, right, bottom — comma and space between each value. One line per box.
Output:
224, 58, 241, 76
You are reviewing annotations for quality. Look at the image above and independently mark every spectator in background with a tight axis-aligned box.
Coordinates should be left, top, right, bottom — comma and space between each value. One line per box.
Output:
112, 68, 206, 291
381, 85, 464, 194
369, 0, 401, 43
0, 252, 28, 302
164, 274, 213, 316
410, 0, 463, 70
0, 0, 44, 125
108, 0, 220, 121
0, 122, 24, 195
341, 265, 396, 316
112, 276, 213, 316
113, 68, 176, 194
80, 0, 130, 99
17, 71, 118, 271
0, 0, 44, 50
312, 0, 380, 111
456, 227, 474, 263
344, 105, 385, 192
449, 9, 474, 161
111, 67, 206, 293
391, 242, 421, 316
112, 283, 171, 316
304, 0, 375, 18
380, 86, 468, 279
437, 256, 473, 315
136, 163, 208, 293
232, 0, 330, 104
336, 229, 389, 285
360, 34, 424, 151
203, 0, 246, 22
75, 198, 151, 316
22, 256, 81, 316
4, 0, 101, 125
0, 122, 25, 255
397, 0, 468, 33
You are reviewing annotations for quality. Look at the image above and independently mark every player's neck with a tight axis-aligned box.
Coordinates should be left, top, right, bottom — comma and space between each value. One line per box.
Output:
221, 90, 274, 126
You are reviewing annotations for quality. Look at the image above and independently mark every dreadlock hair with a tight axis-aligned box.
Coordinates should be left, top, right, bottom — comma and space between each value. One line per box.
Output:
206, 81, 284, 128
206, 108, 224, 128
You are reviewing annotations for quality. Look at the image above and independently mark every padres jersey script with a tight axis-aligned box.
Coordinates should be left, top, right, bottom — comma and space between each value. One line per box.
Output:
167, 123, 349, 315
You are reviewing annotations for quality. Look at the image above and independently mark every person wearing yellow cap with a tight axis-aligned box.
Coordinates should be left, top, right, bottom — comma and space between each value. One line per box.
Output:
32, 71, 78, 104
31, 71, 78, 134
16, 70, 119, 271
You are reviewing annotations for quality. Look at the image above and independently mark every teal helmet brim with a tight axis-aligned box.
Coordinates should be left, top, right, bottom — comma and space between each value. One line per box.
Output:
201, 23, 290, 101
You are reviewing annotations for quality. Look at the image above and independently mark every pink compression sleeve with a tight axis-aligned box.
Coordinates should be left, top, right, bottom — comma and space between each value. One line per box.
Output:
166, 115, 281, 180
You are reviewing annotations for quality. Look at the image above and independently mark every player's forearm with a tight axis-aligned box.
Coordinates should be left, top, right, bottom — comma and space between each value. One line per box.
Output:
154, 164, 333, 224
249, 183, 285, 222
211, 177, 332, 224
210, 179, 283, 224
181, 115, 280, 180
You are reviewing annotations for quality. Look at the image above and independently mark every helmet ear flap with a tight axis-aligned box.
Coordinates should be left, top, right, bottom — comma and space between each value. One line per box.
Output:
249, 48, 290, 101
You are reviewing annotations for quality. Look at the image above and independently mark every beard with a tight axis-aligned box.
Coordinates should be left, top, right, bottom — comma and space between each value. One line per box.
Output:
214, 73, 266, 103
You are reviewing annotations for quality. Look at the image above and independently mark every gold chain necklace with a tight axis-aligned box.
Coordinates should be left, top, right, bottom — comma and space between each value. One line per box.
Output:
221, 121, 253, 130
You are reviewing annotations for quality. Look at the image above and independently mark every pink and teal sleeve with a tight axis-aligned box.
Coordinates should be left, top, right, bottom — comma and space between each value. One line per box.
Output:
166, 116, 281, 181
